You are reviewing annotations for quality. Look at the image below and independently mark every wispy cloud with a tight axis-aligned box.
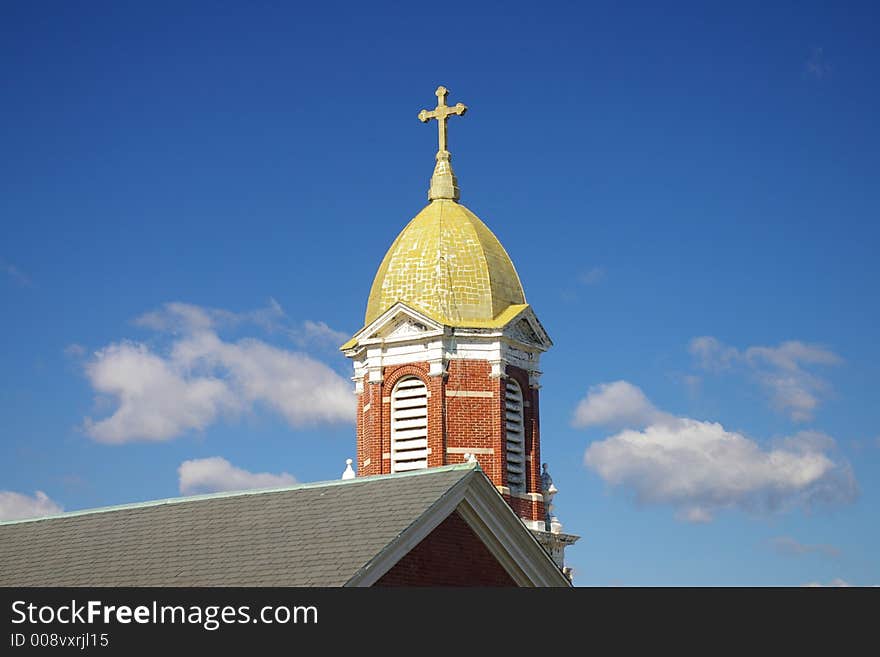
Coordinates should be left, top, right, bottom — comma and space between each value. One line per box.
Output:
0, 258, 33, 288
81, 302, 355, 443
64, 344, 86, 358
560, 266, 607, 302
297, 320, 350, 348
805, 47, 831, 79
802, 578, 850, 587
178, 456, 297, 495
689, 337, 842, 422
769, 536, 841, 558
135, 300, 348, 348
578, 267, 606, 286
579, 381, 857, 523
0, 490, 63, 521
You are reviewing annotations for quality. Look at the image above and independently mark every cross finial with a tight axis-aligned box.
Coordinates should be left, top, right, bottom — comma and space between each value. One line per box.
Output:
418, 85, 467, 201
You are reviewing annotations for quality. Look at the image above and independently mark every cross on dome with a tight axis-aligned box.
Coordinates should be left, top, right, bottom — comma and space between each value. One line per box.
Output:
418, 85, 467, 202
418, 85, 467, 155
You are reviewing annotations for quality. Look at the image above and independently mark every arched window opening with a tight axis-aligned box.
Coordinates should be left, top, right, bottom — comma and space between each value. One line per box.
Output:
390, 377, 429, 472
505, 379, 525, 494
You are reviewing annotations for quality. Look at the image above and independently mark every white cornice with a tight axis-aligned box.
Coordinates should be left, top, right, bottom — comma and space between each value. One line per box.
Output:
344, 303, 552, 358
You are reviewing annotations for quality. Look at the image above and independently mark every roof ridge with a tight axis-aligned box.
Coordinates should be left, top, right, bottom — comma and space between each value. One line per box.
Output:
0, 463, 480, 527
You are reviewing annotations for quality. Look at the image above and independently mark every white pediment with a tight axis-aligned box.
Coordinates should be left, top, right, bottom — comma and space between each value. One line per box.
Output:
510, 318, 540, 345
502, 308, 553, 351
386, 317, 431, 339
351, 302, 444, 347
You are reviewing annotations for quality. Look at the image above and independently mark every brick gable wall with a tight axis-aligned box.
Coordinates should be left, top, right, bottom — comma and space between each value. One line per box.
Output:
374, 510, 516, 586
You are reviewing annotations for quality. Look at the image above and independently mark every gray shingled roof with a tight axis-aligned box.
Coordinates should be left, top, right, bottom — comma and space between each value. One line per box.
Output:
0, 464, 476, 586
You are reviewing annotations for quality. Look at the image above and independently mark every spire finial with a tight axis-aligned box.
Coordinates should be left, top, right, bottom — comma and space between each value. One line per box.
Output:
341, 458, 356, 480
418, 85, 467, 201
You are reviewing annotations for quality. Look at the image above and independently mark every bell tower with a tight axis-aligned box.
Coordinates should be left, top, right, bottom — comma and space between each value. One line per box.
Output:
341, 86, 578, 571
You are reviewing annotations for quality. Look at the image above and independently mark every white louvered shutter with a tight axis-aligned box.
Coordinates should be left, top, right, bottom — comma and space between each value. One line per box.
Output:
505, 379, 525, 494
390, 377, 429, 473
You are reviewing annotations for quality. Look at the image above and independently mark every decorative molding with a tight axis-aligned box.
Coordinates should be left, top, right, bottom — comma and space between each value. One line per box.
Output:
445, 390, 494, 398
495, 485, 543, 503
447, 447, 495, 455
490, 360, 506, 378
508, 318, 541, 346
387, 318, 430, 339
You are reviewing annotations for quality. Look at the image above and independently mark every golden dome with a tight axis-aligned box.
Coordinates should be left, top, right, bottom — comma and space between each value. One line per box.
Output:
364, 199, 526, 327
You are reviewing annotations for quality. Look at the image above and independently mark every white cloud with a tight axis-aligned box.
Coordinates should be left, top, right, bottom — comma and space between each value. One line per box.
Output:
572, 380, 671, 429
64, 343, 86, 358
689, 336, 740, 371
581, 381, 857, 523
82, 303, 356, 443
0, 258, 33, 288
0, 490, 63, 521
578, 267, 606, 286
689, 337, 842, 422
770, 536, 840, 558
802, 578, 851, 587
805, 47, 831, 79
84, 341, 239, 443
135, 302, 223, 333
299, 320, 350, 347
136, 301, 348, 348
178, 457, 297, 495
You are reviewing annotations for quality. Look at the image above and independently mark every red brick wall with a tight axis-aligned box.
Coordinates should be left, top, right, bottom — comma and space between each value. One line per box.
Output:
356, 377, 387, 478
355, 360, 544, 522
444, 360, 503, 482
374, 510, 516, 587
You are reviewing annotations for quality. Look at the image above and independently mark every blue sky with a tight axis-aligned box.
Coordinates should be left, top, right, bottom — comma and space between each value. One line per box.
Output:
2, 0, 878, 586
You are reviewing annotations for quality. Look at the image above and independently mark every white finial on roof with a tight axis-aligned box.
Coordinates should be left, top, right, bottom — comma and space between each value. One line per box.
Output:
541, 463, 562, 533
341, 458, 356, 480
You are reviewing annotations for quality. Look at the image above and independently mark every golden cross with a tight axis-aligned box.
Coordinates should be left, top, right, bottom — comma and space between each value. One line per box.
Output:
418, 86, 467, 154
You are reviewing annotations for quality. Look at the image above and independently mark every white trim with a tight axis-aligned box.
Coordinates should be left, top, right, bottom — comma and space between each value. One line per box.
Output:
445, 390, 494, 398
446, 447, 495, 455
457, 480, 569, 587
495, 485, 543, 503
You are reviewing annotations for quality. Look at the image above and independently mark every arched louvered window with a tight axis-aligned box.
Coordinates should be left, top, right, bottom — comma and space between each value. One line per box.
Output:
505, 379, 525, 494
390, 376, 429, 473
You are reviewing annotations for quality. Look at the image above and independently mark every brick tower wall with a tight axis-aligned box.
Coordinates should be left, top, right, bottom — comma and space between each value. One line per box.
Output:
355, 359, 544, 523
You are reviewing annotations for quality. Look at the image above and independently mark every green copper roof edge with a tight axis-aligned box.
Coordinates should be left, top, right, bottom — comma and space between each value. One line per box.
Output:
0, 462, 480, 527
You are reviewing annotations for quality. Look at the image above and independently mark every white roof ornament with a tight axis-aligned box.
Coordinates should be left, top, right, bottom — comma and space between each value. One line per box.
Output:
341, 458, 356, 480
541, 463, 562, 534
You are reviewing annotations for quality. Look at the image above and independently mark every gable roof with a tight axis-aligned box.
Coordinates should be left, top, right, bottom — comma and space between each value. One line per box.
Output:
0, 464, 570, 587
